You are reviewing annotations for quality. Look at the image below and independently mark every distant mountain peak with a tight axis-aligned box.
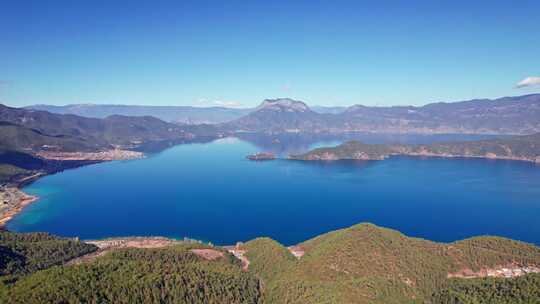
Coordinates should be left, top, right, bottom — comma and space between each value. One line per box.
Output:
255, 98, 310, 112
343, 104, 369, 113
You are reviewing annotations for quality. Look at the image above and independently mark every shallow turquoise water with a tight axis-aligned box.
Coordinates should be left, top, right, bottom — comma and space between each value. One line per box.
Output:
8, 136, 540, 245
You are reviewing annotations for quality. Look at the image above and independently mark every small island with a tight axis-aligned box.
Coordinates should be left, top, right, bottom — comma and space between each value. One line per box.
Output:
247, 152, 276, 161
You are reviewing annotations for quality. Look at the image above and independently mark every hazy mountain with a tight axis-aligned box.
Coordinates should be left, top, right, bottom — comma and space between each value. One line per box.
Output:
225, 98, 334, 133
227, 94, 540, 135
340, 93, 540, 134
25, 104, 350, 122
26, 104, 252, 124
0, 104, 193, 151
0, 104, 226, 183
311, 105, 347, 114
17, 93, 540, 139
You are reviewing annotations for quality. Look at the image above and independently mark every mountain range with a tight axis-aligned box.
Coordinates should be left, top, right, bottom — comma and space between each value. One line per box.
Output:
26, 104, 252, 125
25, 104, 350, 124
3, 93, 539, 183
0, 104, 222, 184
25, 94, 540, 135
225, 94, 540, 135
0, 104, 199, 153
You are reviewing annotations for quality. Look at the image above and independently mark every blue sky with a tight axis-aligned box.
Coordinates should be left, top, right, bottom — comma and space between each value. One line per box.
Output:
1, 0, 539, 108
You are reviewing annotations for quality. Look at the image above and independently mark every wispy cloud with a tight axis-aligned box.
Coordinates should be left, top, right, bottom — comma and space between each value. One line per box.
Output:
213, 100, 243, 108
195, 98, 243, 108
516, 76, 540, 88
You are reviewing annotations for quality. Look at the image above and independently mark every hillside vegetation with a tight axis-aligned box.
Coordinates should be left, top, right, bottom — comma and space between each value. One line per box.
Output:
432, 273, 540, 303
0, 224, 538, 303
243, 223, 540, 304
0, 232, 262, 304
0, 231, 97, 281
2, 246, 263, 304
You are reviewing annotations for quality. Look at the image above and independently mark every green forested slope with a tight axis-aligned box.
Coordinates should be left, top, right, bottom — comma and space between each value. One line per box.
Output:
432, 273, 540, 304
2, 246, 263, 304
243, 223, 540, 304
1, 224, 538, 304
0, 231, 97, 278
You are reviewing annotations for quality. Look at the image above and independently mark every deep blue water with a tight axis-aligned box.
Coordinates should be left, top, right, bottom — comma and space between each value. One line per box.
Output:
8, 135, 540, 246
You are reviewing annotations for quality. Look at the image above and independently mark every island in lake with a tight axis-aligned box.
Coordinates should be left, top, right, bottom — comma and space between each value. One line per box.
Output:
246, 152, 276, 161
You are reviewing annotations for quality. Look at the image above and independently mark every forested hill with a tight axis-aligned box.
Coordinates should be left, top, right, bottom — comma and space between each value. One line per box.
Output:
242, 223, 540, 303
291, 133, 540, 163
0, 231, 263, 304
1, 223, 538, 303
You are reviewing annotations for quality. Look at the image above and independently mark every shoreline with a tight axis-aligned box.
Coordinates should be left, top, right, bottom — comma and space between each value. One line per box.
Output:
398, 151, 540, 164
291, 152, 540, 164
2, 137, 538, 231
0, 187, 39, 227
0, 150, 145, 228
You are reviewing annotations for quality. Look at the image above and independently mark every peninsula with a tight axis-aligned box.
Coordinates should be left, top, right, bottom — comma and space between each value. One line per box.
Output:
291, 133, 540, 163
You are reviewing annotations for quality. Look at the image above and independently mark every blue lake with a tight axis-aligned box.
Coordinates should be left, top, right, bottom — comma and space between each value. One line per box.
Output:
8, 135, 540, 246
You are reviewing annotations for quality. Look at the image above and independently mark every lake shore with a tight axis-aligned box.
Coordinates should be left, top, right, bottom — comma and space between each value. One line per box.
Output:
0, 187, 39, 227
291, 149, 540, 164
0, 150, 145, 228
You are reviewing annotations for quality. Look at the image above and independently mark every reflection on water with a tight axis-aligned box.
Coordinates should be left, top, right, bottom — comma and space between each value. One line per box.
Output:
236, 132, 503, 156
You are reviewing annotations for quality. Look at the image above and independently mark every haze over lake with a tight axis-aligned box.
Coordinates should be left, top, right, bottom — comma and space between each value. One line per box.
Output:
8, 134, 540, 246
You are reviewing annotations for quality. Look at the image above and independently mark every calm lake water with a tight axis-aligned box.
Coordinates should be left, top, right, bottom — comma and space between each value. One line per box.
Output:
8, 134, 540, 246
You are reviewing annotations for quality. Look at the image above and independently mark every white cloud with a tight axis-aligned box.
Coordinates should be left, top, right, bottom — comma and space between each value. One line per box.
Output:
213, 100, 243, 108
195, 98, 243, 108
516, 76, 540, 88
